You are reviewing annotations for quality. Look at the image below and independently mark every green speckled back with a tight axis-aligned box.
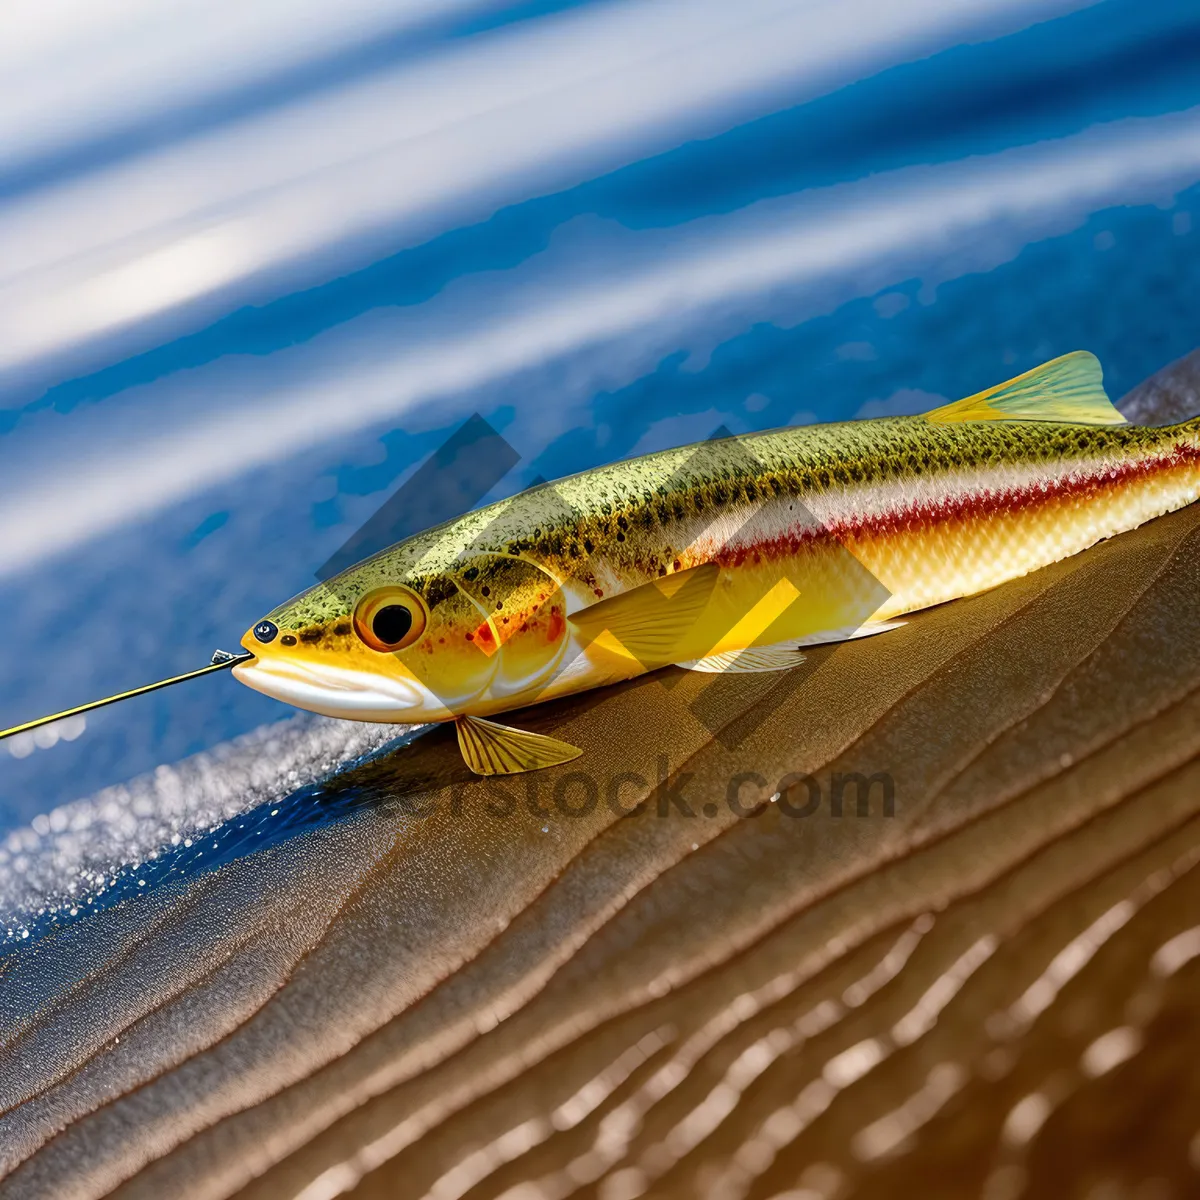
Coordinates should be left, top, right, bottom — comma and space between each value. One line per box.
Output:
272, 413, 1196, 630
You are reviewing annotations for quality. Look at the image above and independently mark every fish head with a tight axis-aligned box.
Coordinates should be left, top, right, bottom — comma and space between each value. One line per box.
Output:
233, 549, 571, 724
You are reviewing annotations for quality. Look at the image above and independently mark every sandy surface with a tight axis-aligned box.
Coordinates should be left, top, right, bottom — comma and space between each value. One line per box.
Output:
3, 357, 1200, 1199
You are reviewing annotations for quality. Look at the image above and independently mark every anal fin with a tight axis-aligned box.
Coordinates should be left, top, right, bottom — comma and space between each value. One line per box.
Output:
455, 714, 583, 776
677, 620, 905, 674
792, 619, 906, 648
678, 645, 805, 673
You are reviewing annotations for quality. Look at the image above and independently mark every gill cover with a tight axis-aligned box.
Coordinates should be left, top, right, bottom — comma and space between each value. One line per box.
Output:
394, 581, 500, 711
452, 554, 570, 700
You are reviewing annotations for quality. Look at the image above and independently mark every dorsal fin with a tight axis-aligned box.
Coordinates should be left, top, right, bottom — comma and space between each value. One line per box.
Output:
925, 351, 1126, 427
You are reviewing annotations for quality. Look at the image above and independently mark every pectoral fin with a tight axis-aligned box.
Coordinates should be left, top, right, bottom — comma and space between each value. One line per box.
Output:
455, 714, 583, 776
569, 563, 718, 662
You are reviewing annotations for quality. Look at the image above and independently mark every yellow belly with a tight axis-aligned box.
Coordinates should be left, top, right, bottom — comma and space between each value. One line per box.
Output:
470, 453, 1200, 717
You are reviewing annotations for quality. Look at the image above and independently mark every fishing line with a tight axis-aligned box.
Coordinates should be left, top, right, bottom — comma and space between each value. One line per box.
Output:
0, 651, 254, 742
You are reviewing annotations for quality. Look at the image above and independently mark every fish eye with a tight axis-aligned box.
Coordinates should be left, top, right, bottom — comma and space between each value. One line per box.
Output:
353, 587, 427, 652
254, 620, 278, 644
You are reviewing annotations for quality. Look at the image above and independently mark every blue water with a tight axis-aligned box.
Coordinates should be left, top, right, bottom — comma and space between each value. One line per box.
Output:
2, 0, 1200, 844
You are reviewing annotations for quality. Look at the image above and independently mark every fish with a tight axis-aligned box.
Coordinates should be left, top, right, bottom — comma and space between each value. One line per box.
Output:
231, 351, 1200, 775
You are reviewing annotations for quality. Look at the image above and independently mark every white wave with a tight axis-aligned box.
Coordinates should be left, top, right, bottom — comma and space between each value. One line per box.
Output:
0, 0, 492, 172
0, 105, 1197, 579
0, 712, 402, 924
0, 0, 1096, 376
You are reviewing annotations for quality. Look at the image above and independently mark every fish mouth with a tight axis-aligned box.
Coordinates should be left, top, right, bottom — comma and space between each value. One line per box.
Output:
232, 656, 455, 723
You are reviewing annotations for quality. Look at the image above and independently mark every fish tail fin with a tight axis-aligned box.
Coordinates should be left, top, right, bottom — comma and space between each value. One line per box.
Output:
926, 351, 1127, 427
